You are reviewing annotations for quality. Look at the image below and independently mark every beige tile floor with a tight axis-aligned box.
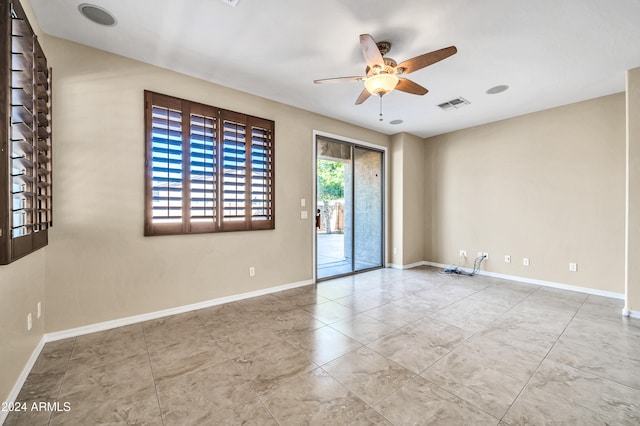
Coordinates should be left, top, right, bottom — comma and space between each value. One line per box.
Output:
5, 267, 640, 425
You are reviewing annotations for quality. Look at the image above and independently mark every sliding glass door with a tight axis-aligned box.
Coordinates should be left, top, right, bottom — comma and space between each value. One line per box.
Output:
316, 137, 383, 280
354, 146, 383, 271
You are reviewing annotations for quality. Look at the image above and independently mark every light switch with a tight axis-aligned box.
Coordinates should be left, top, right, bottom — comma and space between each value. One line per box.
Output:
301, 198, 306, 207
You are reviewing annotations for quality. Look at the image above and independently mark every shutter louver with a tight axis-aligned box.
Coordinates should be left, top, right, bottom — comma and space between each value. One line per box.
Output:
150, 105, 183, 223
222, 119, 247, 224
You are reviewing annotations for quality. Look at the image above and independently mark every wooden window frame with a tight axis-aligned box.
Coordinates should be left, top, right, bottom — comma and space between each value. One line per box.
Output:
144, 91, 275, 236
0, 0, 53, 265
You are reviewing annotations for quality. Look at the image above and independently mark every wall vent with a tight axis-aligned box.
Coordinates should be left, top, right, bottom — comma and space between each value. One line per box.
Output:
438, 97, 470, 111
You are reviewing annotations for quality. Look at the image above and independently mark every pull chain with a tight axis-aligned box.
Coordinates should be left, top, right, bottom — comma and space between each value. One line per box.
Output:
379, 93, 384, 121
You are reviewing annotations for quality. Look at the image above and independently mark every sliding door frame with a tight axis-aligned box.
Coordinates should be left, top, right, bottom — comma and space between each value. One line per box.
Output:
312, 130, 389, 282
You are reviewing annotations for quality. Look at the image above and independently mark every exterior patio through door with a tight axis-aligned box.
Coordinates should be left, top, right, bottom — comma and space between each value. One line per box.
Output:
316, 136, 384, 280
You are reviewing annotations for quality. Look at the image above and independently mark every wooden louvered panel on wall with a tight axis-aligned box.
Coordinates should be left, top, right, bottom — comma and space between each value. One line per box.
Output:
1, 0, 53, 265
144, 91, 274, 236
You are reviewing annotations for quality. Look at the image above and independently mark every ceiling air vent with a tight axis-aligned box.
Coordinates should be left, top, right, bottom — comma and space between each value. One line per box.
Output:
438, 97, 470, 111
220, 0, 240, 6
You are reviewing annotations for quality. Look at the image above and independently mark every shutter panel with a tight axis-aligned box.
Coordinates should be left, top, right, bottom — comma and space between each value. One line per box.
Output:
150, 105, 183, 222
2, 0, 53, 264
10, 10, 35, 240
34, 42, 52, 233
188, 107, 216, 232
249, 119, 274, 229
220, 113, 247, 230
144, 92, 184, 235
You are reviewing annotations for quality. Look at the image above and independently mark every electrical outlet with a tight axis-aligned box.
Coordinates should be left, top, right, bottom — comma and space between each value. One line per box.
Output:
27, 313, 32, 331
523, 257, 530, 266
478, 252, 488, 260
569, 262, 577, 272
459, 249, 466, 257
504, 255, 511, 263
37, 302, 41, 319
249, 267, 255, 277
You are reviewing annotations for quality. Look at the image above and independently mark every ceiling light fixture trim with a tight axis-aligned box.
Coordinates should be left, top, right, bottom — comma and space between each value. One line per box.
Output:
486, 84, 509, 94
364, 73, 399, 95
78, 3, 117, 26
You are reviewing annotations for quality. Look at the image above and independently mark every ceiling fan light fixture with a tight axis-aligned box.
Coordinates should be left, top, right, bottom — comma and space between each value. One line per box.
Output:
364, 73, 399, 95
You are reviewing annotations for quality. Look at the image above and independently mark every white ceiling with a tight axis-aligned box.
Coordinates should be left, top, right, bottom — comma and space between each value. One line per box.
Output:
30, 0, 640, 138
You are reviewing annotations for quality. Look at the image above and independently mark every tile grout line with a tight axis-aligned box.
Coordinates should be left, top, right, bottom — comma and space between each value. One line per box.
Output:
140, 324, 166, 426
317, 363, 394, 425
42, 336, 76, 426
497, 294, 591, 423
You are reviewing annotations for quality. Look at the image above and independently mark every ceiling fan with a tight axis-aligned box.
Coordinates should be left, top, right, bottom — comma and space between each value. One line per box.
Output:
314, 34, 457, 108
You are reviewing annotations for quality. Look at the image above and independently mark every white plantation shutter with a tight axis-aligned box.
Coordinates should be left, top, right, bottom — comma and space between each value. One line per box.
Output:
144, 91, 274, 236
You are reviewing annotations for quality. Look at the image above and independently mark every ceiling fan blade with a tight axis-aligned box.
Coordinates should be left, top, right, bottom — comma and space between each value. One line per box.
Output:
360, 34, 384, 69
396, 78, 429, 95
355, 88, 372, 105
314, 76, 364, 84
397, 46, 457, 74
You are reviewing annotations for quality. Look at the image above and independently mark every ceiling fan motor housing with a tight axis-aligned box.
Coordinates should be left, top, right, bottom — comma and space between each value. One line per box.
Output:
366, 58, 398, 77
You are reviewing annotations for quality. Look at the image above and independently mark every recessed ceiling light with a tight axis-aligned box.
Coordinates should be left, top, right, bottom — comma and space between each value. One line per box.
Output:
78, 3, 117, 26
486, 85, 509, 95
389, 119, 403, 125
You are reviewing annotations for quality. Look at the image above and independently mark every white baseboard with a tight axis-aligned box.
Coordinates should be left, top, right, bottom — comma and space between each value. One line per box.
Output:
0, 336, 46, 425
388, 261, 424, 270
422, 261, 625, 300
622, 308, 640, 319
44, 278, 315, 343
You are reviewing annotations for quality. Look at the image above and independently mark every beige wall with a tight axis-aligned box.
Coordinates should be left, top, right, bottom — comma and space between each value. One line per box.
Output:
43, 36, 389, 332
0, 253, 46, 405
390, 133, 425, 266
626, 67, 640, 312
0, 0, 47, 404
426, 93, 626, 293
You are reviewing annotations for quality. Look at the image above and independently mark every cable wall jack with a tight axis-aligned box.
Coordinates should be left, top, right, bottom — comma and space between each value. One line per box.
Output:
441, 254, 487, 276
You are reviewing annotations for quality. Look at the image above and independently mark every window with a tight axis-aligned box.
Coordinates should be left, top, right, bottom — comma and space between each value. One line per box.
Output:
1, 0, 53, 265
144, 91, 275, 236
